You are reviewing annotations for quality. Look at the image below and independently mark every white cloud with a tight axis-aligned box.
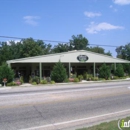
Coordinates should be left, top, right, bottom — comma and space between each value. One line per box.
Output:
86, 22, 124, 34
114, 0, 130, 5
84, 11, 101, 18
23, 16, 40, 26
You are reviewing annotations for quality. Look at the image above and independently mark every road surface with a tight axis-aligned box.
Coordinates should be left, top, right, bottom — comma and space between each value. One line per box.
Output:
0, 81, 130, 130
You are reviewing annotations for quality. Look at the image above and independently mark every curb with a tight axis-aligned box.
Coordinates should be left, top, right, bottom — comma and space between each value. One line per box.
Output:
0, 87, 12, 90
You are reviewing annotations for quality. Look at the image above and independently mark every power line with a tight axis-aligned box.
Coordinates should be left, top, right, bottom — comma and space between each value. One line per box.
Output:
0, 35, 119, 48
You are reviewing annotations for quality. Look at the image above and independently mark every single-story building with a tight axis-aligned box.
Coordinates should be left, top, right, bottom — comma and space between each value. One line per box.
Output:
7, 50, 130, 82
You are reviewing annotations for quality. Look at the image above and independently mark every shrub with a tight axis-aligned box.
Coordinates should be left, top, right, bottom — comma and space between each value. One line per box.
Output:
51, 61, 67, 82
70, 73, 77, 78
7, 82, 17, 86
64, 78, 70, 82
73, 78, 79, 82
30, 76, 40, 84
92, 77, 99, 81
78, 75, 83, 81
40, 80, 48, 84
15, 81, 21, 85
115, 64, 124, 77
99, 63, 110, 80
86, 74, 93, 81
50, 81, 55, 84
0, 63, 14, 84
32, 82, 37, 85
20, 76, 24, 84
113, 76, 119, 80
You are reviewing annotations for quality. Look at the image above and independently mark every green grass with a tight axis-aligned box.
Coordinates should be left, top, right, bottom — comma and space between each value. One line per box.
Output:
77, 117, 130, 130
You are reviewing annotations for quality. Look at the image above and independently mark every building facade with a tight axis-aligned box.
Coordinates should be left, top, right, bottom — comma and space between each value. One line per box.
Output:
7, 50, 130, 82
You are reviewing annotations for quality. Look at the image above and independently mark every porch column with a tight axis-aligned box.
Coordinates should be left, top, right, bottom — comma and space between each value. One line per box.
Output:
93, 62, 96, 77
39, 62, 42, 81
69, 62, 71, 78
114, 63, 116, 71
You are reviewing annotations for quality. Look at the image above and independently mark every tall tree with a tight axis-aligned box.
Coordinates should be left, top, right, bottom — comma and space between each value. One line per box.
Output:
88, 46, 112, 56
69, 34, 89, 50
52, 43, 69, 53
116, 43, 130, 60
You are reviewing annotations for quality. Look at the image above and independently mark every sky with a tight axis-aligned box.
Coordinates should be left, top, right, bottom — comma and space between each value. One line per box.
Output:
0, 0, 130, 57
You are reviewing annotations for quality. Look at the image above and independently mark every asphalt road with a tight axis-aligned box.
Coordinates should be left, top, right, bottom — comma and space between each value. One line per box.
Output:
0, 81, 130, 130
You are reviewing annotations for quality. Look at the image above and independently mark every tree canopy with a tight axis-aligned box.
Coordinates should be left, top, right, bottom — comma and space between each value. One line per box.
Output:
116, 43, 130, 60
0, 34, 113, 65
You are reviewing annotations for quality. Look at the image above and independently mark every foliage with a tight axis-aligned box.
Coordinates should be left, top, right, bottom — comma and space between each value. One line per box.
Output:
32, 82, 37, 85
30, 76, 40, 84
64, 78, 70, 82
0, 63, 14, 84
40, 80, 48, 84
78, 75, 83, 81
51, 61, 67, 82
0, 38, 52, 65
50, 81, 55, 84
116, 43, 130, 60
52, 43, 69, 53
92, 77, 98, 81
70, 73, 77, 78
20, 76, 24, 84
73, 78, 79, 82
115, 64, 124, 77
69, 34, 89, 50
123, 63, 130, 74
7, 82, 17, 86
86, 74, 93, 81
99, 63, 110, 80
88, 46, 112, 56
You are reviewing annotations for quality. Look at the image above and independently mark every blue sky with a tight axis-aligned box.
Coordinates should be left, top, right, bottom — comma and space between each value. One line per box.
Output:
0, 0, 130, 57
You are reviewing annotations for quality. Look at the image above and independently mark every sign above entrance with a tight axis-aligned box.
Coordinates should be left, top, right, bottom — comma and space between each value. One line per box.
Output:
77, 55, 88, 62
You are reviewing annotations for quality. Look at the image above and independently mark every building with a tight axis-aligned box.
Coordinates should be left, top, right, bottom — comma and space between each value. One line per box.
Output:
7, 50, 130, 82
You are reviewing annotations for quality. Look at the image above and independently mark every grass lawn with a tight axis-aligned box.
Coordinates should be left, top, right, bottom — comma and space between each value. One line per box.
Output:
77, 117, 130, 130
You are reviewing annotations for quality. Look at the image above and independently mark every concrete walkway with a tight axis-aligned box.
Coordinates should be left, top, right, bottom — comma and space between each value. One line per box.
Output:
0, 78, 130, 89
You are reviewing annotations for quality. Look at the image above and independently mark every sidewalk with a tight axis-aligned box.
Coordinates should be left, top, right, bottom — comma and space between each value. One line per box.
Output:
0, 78, 130, 89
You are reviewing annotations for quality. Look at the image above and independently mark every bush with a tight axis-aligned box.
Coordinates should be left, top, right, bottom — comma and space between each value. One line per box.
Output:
78, 75, 83, 81
99, 78, 106, 81
20, 76, 24, 84
115, 64, 124, 77
51, 61, 67, 82
50, 81, 55, 84
40, 80, 48, 84
112, 76, 119, 79
73, 78, 79, 82
99, 63, 110, 80
7, 82, 17, 86
64, 78, 70, 82
86, 74, 93, 81
0, 63, 14, 84
32, 82, 37, 85
92, 77, 99, 81
30, 76, 40, 84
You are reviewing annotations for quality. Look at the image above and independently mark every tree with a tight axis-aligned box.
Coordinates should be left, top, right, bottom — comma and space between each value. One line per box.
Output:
99, 63, 110, 79
115, 64, 124, 77
69, 34, 89, 50
51, 61, 67, 82
52, 43, 69, 53
0, 63, 14, 84
116, 43, 130, 60
88, 46, 112, 56
0, 42, 13, 65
